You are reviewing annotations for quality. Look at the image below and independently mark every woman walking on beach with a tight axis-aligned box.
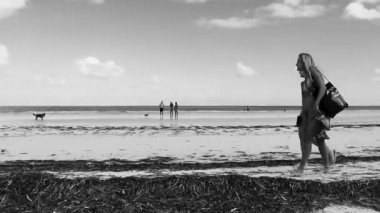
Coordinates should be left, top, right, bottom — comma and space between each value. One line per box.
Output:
295, 53, 335, 173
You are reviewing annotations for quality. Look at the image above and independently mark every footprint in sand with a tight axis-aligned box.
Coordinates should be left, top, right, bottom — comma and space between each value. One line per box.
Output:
236, 151, 248, 157
275, 145, 290, 149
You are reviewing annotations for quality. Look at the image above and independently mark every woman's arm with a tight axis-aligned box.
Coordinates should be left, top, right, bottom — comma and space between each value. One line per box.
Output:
311, 69, 326, 115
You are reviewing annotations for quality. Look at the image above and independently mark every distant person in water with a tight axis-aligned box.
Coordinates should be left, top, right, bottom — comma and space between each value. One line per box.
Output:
295, 53, 335, 173
174, 102, 178, 119
159, 101, 164, 118
169, 102, 174, 119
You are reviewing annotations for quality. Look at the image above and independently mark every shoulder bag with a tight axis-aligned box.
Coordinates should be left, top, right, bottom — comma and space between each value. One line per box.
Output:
318, 71, 349, 118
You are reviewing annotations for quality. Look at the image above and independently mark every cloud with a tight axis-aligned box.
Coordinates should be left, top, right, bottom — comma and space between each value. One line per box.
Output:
196, 0, 327, 30
236, 62, 257, 77
33, 75, 67, 85
261, 0, 326, 18
89, 0, 105, 4
0, 45, 9, 65
173, 0, 209, 3
0, 0, 28, 19
76, 56, 125, 78
143, 74, 161, 84
150, 74, 161, 84
371, 68, 380, 81
344, 0, 380, 20
69, 0, 105, 5
196, 17, 261, 29
88, 0, 105, 4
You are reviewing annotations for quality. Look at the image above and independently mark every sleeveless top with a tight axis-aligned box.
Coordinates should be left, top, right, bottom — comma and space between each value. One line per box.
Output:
301, 79, 317, 97
300, 78, 331, 133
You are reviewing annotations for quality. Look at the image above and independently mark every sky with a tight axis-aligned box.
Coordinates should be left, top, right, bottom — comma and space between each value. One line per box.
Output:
0, 0, 380, 106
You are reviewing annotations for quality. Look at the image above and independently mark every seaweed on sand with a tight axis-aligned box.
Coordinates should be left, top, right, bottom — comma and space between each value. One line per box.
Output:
2, 155, 380, 173
0, 171, 379, 212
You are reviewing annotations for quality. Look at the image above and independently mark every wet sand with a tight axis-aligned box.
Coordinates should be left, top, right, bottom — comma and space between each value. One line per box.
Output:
1, 125, 380, 162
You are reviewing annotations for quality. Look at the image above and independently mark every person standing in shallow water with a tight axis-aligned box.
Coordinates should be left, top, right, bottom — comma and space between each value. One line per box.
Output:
159, 101, 164, 119
169, 102, 174, 119
295, 53, 335, 173
174, 102, 178, 119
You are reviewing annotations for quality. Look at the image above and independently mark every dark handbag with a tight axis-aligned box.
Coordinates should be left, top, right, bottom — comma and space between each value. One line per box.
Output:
319, 76, 348, 118
296, 115, 302, 127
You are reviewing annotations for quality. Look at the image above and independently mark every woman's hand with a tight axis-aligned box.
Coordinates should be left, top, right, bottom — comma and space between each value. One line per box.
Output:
309, 103, 321, 118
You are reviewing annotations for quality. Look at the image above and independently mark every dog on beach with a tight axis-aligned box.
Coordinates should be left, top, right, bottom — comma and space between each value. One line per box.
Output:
33, 113, 46, 120
144, 113, 149, 117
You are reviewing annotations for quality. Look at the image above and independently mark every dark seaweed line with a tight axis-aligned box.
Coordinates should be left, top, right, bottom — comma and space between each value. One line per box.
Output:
1, 155, 380, 172
0, 171, 379, 212
1, 123, 379, 132
1, 124, 293, 130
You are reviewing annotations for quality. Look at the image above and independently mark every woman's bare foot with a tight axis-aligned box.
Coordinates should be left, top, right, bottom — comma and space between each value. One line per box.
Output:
291, 164, 305, 174
322, 166, 330, 173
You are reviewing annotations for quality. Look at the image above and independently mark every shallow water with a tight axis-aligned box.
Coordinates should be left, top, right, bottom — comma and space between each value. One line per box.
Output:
0, 109, 379, 137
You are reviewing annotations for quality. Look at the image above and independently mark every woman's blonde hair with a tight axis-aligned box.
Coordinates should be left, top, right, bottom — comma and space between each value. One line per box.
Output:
298, 53, 318, 81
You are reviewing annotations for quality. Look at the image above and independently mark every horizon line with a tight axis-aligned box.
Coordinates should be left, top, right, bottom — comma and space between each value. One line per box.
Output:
0, 105, 379, 107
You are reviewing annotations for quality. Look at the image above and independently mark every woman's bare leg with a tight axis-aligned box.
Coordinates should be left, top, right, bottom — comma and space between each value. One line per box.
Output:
296, 125, 308, 172
299, 139, 312, 171
315, 139, 335, 171
316, 139, 329, 170
329, 149, 336, 165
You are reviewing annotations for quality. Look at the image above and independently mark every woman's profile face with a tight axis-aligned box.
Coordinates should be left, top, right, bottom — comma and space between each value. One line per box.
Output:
296, 57, 307, 78
296, 57, 304, 72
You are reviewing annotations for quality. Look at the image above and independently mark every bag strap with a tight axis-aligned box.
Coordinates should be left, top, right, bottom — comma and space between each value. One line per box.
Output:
317, 70, 330, 83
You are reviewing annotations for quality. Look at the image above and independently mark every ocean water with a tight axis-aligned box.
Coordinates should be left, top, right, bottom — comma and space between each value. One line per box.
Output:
0, 106, 380, 137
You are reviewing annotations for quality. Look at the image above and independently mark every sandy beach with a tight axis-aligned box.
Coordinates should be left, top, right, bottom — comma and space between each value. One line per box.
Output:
1, 108, 380, 212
